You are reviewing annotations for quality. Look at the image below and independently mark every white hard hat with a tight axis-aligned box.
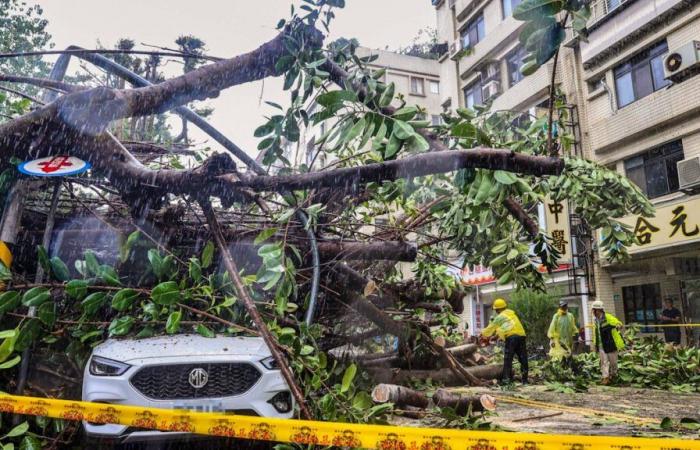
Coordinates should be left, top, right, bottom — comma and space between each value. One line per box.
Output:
591, 300, 604, 310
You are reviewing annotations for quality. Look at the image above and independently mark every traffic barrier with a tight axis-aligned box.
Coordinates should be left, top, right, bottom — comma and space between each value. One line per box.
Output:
0, 394, 698, 450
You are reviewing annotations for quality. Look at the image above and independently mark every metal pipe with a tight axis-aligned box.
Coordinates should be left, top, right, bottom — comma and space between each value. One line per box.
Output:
63, 46, 321, 324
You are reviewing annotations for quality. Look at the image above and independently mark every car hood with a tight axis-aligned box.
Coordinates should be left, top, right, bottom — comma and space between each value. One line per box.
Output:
93, 334, 271, 363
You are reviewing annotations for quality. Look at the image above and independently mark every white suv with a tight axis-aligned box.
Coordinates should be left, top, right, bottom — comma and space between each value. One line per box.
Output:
82, 334, 294, 444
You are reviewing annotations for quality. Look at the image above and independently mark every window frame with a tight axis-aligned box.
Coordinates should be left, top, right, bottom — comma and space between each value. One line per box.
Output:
614, 41, 670, 108
460, 13, 485, 51
429, 80, 440, 94
506, 46, 528, 87
410, 76, 425, 96
501, 0, 522, 19
623, 140, 684, 199
463, 78, 483, 110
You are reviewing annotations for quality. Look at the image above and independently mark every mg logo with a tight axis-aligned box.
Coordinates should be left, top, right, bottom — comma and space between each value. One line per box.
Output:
188, 368, 208, 389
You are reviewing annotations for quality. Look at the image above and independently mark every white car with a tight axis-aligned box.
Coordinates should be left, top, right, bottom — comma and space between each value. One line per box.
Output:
82, 334, 293, 444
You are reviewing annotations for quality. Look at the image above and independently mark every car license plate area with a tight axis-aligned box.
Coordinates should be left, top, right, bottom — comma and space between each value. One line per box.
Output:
173, 401, 223, 413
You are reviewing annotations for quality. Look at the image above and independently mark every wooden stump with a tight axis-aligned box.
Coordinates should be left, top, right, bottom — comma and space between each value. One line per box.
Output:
371, 384, 430, 409
433, 389, 497, 415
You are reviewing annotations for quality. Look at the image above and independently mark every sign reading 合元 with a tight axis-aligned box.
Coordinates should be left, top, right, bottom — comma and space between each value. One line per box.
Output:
616, 198, 700, 253
18, 156, 91, 177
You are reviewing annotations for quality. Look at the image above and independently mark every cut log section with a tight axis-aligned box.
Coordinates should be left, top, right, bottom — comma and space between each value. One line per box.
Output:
433, 389, 497, 415
366, 364, 503, 386
371, 384, 430, 409
446, 344, 478, 358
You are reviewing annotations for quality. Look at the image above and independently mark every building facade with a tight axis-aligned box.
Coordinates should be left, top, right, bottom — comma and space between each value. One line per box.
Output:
432, 0, 700, 344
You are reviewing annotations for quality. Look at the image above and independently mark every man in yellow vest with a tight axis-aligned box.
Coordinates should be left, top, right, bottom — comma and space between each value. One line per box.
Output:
591, 300, 624, 385
480, 298, 528, 384
547, 300, 579, 369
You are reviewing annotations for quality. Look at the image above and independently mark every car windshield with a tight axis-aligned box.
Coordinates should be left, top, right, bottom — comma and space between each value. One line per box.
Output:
0, 0, 698, 449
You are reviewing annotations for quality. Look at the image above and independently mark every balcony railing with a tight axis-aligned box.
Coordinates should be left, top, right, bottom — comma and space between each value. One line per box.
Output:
589, 0, 634, 24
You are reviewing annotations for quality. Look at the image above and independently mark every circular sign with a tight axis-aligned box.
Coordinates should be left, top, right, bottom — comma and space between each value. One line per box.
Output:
18, 156, 91, 177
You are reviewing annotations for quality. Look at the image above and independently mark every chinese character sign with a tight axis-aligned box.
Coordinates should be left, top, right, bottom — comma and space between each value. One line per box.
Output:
617, 199, 700, 253
544, 197, 572, 263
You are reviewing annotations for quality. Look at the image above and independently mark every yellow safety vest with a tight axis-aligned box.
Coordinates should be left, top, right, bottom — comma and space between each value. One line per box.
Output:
482, 309, 526, 340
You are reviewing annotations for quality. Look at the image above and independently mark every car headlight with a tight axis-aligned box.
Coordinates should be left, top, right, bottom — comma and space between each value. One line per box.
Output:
260, 356, 279, 370
89, 356, 130, 376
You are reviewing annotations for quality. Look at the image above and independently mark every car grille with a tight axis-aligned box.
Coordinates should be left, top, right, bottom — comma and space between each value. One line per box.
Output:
130, 363, 261, 400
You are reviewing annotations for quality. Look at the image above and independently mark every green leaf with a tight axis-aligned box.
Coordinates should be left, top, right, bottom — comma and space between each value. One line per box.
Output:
108, 316, 135, 337
0, 354, 21, 370
300, 345, 314, 356
65, 280, 88, 300
343, 117, 367, 144
135, 326, 155, 339
147, 249, 163, 277
201, 241, 215, 269
316, 90, 357, 107
166, 311, 182, 334
36, 246, 51, 275
341, 363, 357, 393
494, 170, 518, 185
84, 250, 100, 276
379, 82, 395, 107
81, 292, 107, 316
392, 106, 418, 121
0, 329, 18, 363
196, 324, 215, 338
392, 120, 414, 140
5, 422, 28, 438
680, 418, 700, 430
120, 230, 140, 263
385, 133, 402, 159
15, 320, 41, 352
98, 265, 120, 286
188, 257, 202, 281
21, 287, 51, 307
513, 0, 563, 21
0, 291, 20, 314
49, 257, 70, 281
19, 435, 41, 450
452, 122, 476, 138
111, 289, 139, 312
254, 228, 278, 245
352, 391, 373, 410
660, 417, 673, 430
151, 281, 180, 306
37, 302, 56, 328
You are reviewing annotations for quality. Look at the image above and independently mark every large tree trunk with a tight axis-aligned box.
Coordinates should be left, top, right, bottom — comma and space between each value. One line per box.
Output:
365, 365, 502, 386
433, 390, 497, 415
371, 384, 429, 409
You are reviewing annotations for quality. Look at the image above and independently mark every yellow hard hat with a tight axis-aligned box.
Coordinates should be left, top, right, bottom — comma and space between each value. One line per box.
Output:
493, 298, 507, 310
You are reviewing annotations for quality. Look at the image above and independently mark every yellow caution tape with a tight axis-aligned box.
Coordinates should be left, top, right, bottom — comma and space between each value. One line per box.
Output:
0, 394, 698, 450
585, 323, 700, 328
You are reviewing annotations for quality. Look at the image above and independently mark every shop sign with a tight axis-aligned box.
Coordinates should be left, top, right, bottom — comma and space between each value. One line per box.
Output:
544, 197, 572, 262
615, 197, 700, 253
18, 156, 91, 177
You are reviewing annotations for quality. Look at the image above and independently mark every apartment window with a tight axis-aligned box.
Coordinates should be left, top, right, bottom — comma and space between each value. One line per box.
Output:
502, 0, 522, 18
624, 140, 683, 199
463, 79, 483, 110
506, 46, 528, 87
460, 14, 485, 50
614, 41, 670, 108
429, 80, 440, 94
622, 283, 662, 330
410, 77, 425, 96
431, 114, 443, 126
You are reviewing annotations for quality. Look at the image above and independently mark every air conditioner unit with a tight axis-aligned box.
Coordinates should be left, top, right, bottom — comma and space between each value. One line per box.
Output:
449, 40, 463, 60
678, 156, 700, 192
663, 41, 700, 81
482, 80, 500, 100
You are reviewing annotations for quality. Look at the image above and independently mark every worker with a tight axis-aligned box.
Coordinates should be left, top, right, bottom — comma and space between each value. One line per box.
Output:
547, 300, 578, 369
660, 298, 682, 345
591, 300, 624, 385
479, 298, 528, 384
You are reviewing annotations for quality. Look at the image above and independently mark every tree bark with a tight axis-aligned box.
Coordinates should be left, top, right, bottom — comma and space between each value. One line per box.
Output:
432, 390, 497, 415
201, 200, 312, 420
446, 344, 478, 358
365, 364, 502, 386
317, 240, 417, 262
371, 384, 429, 409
